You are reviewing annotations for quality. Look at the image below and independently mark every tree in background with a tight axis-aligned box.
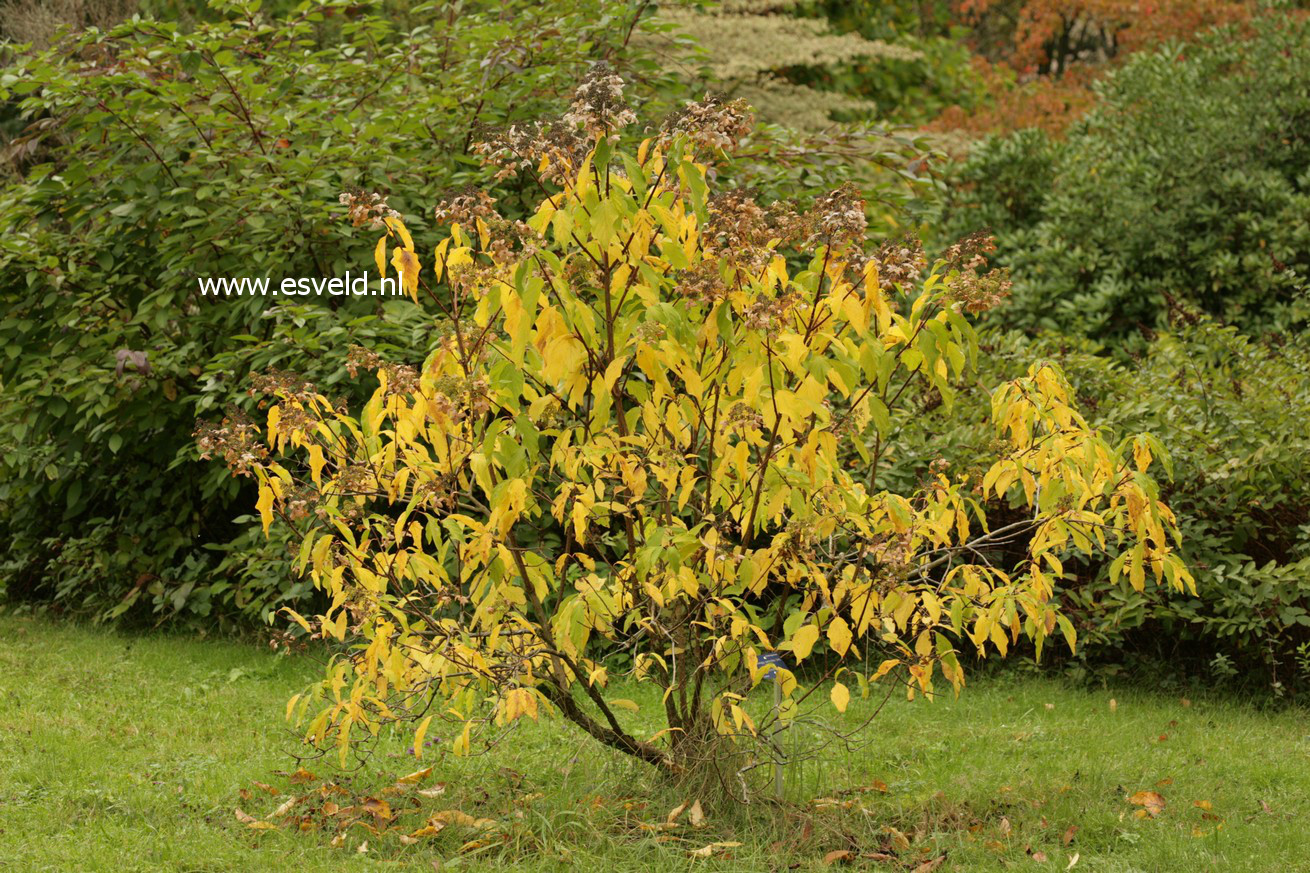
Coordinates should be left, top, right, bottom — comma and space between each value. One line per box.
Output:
936, 0, 1267, 135
944, 15, 1310, 338
641, 0, 921, 131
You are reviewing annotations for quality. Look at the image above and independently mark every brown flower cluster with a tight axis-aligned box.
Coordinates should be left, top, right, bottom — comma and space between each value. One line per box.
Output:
338, 188, 400, 230
701, 189, 799, 271
940, 232, 1011, 314
810, 184, 868, 248
472, 119, 588, 184
194, 409, 266, 476
872, 237, 928, 290
428, 373, 493, 422
345, 345, 418, 397
742, 290, 800, 331
674, 260, 730, 305
660, 93, 755, 153
563, 63, 637, 137
433, 188, 498, 227
744, 184, 869, 253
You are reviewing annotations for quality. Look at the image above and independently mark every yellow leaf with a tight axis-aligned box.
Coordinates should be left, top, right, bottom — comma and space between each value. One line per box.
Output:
830, 681, 850, 713
827, 616, 853, 657
374, 235, 387, 277
1128, 790, 1166, 816
504, 687, 539, 722
689, 841, 742, 858
307, 444, 326, 486
256, 481, 274, 536
383, 215, 414, 250
397, 766, 433, 784
608, 698, 640, 712
871, 659, 900, 681
791, 624, 820, 660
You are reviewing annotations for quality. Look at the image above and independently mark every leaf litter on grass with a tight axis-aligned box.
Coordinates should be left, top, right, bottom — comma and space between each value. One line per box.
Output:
233, 764, 504, 855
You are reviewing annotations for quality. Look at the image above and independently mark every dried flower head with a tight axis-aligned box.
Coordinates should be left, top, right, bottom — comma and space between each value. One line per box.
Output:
339, 188, 401, 230
563, 63, 637, 136
472, 120, 588, 183
940, 230, 996, 273
433, 188, 499, 227
809, 183, 867, 248
939, 232, 1012, 314
194, 408, 267, 476
661, 93, 755, 152
873, 237, 927, 289
344, 345, 418, 396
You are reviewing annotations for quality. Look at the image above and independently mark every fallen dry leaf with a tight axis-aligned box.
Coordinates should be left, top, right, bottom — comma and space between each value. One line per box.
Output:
409, 823, 447, 838
234, 807, 257, 824
397, 767, 433, 785
999, 817, 1012, 837
330, 833, 345, 848
1108, 698, 1118, 712
666, 801, 688, 827
688, 841, 741, 858
1044, 703, 1055, 711
688, 799, 707, 828
361, 797, 393, 822
1193, 800, 1212, 811
1128, 790, 1166, 817
289, 768, 318, 784
1061, 825, 1078, 845
1155, 777, 1174, 787
430, 809, 496, 829
271, 796, 298, 818
252, 781, 280, 796
1032, 851, 1048, 862
1180, 698, 1191, 708
913, 855, 946, 872
356, 840, 368, 854
1066, 852, 1080, 869
417, 784, 448, 798
823, 849, 854, 865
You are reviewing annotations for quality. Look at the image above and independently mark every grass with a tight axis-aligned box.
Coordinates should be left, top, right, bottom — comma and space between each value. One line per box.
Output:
1, 615, 1308, 872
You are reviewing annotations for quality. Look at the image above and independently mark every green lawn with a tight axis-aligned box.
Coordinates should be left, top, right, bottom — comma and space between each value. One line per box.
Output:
1, 615, 1307, 872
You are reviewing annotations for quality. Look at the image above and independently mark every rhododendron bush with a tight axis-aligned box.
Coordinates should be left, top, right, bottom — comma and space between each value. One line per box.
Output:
202, 77, 1192, 787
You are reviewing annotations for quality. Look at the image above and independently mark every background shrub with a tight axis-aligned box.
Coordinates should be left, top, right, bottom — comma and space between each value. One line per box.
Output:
944, 16, 1310, 340
886, 322, 1310, 688
0, 0, 669, 624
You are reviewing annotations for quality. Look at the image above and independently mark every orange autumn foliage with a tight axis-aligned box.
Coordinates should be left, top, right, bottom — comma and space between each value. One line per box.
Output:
937, 0, 1264, 137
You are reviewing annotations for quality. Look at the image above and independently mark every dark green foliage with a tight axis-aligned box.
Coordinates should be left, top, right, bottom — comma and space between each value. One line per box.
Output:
0, 0, 664, 624
944, 16, 1310, 340
890, 323, 1310, 688
1056, 325, 1310, 688
801, 0, 987, 125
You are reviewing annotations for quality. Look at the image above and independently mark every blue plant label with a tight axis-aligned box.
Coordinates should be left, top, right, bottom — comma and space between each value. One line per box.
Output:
756, 651, 787, 682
